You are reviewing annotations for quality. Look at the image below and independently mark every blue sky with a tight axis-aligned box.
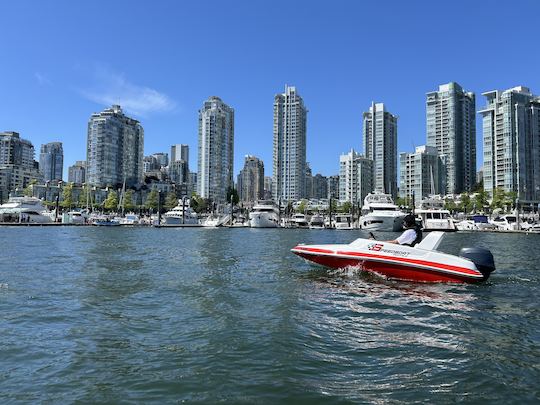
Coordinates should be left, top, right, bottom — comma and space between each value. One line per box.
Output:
1, 0, 539, 179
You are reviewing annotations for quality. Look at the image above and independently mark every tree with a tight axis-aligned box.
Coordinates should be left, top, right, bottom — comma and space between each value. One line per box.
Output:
104, 190, 119, 211
164, 192, 178, 210
190, 193, 207, 214
458, 193, 471, 213
61, 183, 74, 209
145, 189, 159, 211
395, 197, 407, 208
78, 184, 90, 207
340, 201, 352, 213
444, 198, 457, 212
296, 200, 307, 213
490, 188, 506, 211
504, 191, 518, 210
23, 179, 37, 197
474, 190, 489, 212
124, 190, 135, 211
226, 186, 239, 205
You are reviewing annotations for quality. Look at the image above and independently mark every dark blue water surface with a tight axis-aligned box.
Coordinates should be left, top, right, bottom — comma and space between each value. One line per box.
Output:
0, 227, 539, 404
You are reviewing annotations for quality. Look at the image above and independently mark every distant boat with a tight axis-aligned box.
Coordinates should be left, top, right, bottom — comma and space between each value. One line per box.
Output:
359, 192, 407, 231
92, 216, 120, 226
416, 196, 456, 232
308, 213, 325, 229
249, 201, 279, 228
163, 200, 199, 225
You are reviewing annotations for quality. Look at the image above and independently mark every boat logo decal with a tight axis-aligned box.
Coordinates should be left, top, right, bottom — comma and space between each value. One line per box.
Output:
367, 243, 384, 252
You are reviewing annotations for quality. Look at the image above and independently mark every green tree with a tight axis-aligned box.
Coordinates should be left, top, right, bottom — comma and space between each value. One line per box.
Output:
296, 200, 307, 213
145, 189, 159, 211
474, 190, 489, 212
340, 201, 352, 213
61, 183, 74, 209
490, 188, 505, 210
190, 194, 207, 214
504, 191, 518, 210
164, 192, 178, 210
458, 193, 471, 213
78, 184, 90, 207
226, 187, 239, 205
124, 190, 135, 211
23, 179, 37, 197
444, 198, 457, 212
104, 190, 119, 211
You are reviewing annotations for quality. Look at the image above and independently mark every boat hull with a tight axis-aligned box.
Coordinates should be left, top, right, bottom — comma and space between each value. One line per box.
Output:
249, 213, 279, 228
360, 214, 405, 231
291, 242, 486, 283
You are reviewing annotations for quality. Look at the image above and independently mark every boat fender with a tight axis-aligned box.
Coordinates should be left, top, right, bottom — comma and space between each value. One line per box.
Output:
459, 247, 495, 279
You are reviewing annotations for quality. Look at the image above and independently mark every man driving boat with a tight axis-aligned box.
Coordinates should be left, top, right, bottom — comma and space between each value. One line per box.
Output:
382, 214, 422, 246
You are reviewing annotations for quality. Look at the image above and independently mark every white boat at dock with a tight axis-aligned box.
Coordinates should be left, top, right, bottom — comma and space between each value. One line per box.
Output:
0, 196, 53, 223
249, 201, 280, 228
359, 192, 407, 231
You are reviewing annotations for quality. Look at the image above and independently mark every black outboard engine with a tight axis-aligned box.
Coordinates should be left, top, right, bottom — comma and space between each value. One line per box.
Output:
459, 247, 496, 280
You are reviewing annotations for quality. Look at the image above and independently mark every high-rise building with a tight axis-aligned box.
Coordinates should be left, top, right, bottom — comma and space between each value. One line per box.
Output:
305, 162, 313, 199
171, 144, 189, 163
189, 172, 198, 195
39, 142, 63, 182
399, 145, 446, 200
152, 152, 169, 168
426, 82, 476, 194
143, 156, 159, 173
0, 131, 41, 195
68, 160, 86, 184
312, 174, 328, 199
263, 176, 273, 200
339, 149, 373, 204
86, 105, 144, 188
237, 155, 264, 203
169, 160, 189, 185
273, 85, 307, 202
479, 86, 540, 204
327, 175, 340, 200
363, 102, 398, 197
197, 96, 234, 202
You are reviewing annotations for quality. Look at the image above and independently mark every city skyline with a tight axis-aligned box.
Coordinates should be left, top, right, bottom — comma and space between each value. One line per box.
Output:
2, 1, 539, 181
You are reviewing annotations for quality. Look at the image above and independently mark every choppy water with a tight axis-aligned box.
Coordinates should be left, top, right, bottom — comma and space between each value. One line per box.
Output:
0, 227, 539, 404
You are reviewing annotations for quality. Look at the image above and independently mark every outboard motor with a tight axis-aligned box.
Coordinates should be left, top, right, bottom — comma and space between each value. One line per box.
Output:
459, 247, 495, 280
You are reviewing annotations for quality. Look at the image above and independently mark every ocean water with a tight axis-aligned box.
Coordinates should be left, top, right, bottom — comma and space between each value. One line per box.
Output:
0, 227, 538, 404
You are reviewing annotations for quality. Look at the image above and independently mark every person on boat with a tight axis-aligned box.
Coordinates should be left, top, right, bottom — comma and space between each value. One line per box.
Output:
381, 214, 422, 246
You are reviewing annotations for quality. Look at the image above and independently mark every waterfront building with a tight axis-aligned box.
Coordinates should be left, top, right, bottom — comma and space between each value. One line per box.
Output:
363, 102, 398, 197
237, 155, 264, 203
479, 86, 540, 204
263, 176, 273, 200
273, 85, 307, 202
327, 175, 340, 200
189, 172, 198, 195
169, 159, 189, 186
39, 142, 63, 182
426, 82, 476, 194
152, 152, 169, 168
399, 145, 446, 201
143, 155, 159, 173
198, 96, 234, 203
171, 144, 189, 163
312, 174, 328, 200
476, 166, 483, 185
0, 131, 41, 196
86, 105, 144, 188
68, 160, 86, 184
339, 149, 373, 205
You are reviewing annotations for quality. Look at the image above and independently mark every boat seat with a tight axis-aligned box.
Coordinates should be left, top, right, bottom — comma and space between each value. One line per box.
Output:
415, 231, 444, 251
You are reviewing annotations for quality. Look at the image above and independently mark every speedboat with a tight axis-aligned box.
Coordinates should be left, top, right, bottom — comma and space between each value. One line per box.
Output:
359, 192, 407, 231
309, 214, 325, 229
455, 214, 496, 231
490, 215, 518, 231
249, 201, 280, 228
291, 232, 495, 283
92, 216, 120, 226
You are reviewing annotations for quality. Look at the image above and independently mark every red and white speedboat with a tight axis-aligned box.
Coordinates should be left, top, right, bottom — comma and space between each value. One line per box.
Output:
291, 232, 495, 283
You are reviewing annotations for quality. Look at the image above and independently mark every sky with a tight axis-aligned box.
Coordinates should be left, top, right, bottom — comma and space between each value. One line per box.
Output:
1, 0, 539, 179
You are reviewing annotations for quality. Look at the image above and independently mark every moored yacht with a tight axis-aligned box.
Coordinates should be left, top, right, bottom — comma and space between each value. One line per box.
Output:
163, 200, 199, 225
415, 196, 456, 232
308, 213, 325, 229
290, 213, 309, 228
249, 201, 280, 228
359, 192, 407, 231
334, 214, 355, 230
0, 196, 53, 223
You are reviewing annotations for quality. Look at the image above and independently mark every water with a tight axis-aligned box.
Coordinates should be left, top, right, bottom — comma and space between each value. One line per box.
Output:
0, 227, 539, 404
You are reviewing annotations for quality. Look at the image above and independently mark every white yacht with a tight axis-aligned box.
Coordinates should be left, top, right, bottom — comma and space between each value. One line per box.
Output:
116, 213, 141, 225
201, 213, 230, 227
455, 214, 496, 231
163, 200, 199, 225
490, 215, 519, 231
0, 196, 53, 223
249, 201, 280, 228
359, 192, 407, 231
334, 214, 355, 230
308, 213, 325, 229
290, 213, 309, 228
415, 196, 456, 232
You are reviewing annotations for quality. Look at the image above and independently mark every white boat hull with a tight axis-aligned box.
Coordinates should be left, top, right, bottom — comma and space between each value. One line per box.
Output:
164, 215, 199, 225
249, 212, 279, 228
360, 214, 404, 231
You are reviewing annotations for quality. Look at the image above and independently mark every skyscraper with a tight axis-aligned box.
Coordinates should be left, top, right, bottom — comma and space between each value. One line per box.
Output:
171, 144, 189, 163
273, 85, 307, 202
86, 105, 144, 188
311, 174, 328, 200
426, 82, 476, 194
399, 145, 446, 200
238, 155, 264, 203
39, 142, 63, 182
363, 102, 398, 197
68, 160, 86, 184
0, 131, 41, 195
197, 96, 234, 202
327, 175, 340, 200
479, 86, 540, 204
339, 149, 373, 204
